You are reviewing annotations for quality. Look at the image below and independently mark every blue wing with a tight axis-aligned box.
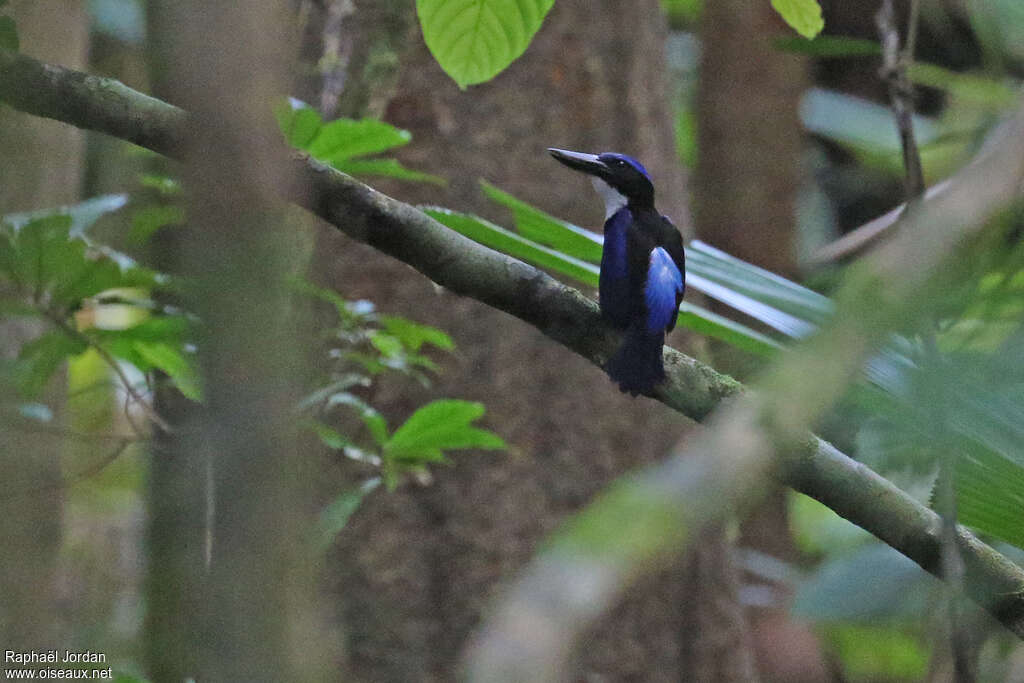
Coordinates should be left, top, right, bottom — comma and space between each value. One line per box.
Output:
599, 207, 632, 327
644, 246, 684, 333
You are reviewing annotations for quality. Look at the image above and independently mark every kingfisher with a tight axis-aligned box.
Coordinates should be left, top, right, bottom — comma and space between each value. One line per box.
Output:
548, 148, 685, 396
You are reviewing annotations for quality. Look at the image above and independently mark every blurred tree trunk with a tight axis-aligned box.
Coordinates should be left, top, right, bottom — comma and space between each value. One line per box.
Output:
147, 2, 326, 680
0, 0, 88, 654
310, 1, 755, 680
695, 3, 831, 682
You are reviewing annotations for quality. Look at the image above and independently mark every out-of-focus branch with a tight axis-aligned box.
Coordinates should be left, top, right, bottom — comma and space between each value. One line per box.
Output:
2, 48, 1024, 648
878, 2, 976, 679
808, 180, 950, 265
877, 0, 925, 200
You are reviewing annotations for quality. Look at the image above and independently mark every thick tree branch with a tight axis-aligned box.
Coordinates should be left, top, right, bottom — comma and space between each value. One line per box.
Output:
2, 49, 1024, 642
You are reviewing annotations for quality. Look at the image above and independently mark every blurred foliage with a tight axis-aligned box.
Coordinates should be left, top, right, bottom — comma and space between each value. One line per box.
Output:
661, 0, 701, 28
0, 197, 194, 403
88, 0, 143, 44
0, 0, 18, 51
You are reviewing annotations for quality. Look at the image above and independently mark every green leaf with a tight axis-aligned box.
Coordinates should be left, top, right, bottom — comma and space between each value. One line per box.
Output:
2, 199, 155, 310
4, 194, 129, 237
307, 419, 355, 450
687, 240, 832, 332
131, 340, 202, 401
273, 97, 323, 148
310, 478, 381, 553
379, 315, 454, 352
385, 399, 505, 464
771, 0, 824, 39
307, 118, 411, 162
906, 62, 1018, 107
0, 15, 18, 51
801, 88, 939, 160
96, 315, 190, 344
424, 207, 783, 355
480, 181, 604, 262
331, 158, 445, 185
15, 330, 88, 397
676, 302, 782, 356
369, 331, 404, 358
327, 392, 389, 446
417, 0, 555, 88
774, 35, 880, 58
823, 624, 929, 681
138, 174, 182, 197
131, 204, 185, 243
955, 447, 1024, 550
423, 207, 599, 286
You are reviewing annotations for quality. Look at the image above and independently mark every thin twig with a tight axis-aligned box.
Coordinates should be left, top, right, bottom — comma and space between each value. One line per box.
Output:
877, 0, 926, 202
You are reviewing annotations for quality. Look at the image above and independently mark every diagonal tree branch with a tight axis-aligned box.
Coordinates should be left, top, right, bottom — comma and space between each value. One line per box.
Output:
2, 48, 1024, 644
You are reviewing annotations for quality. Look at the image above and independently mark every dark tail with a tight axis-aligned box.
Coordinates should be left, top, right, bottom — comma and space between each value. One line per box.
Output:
605, 326, 665, 396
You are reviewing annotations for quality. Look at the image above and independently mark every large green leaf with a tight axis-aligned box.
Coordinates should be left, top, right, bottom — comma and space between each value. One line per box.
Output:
771, 0, 824, 39
676, 302, 782, 357
425, 207, 785, 354
956, 447, 1024, 550
423, 207, 600, 286
385, 399, 505, 464
417, 0, 555, 88
332, 158, 445, 185
307, 118, 411, 163
481, 181, 604, 262
475, 184, 826, 338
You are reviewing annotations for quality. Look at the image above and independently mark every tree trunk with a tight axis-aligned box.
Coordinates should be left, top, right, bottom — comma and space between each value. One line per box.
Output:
147, 3, 326, 680
313, 2, 755, 679
0, 0, 87, 655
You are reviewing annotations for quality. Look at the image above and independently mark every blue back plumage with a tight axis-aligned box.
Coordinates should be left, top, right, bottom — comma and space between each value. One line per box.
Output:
644, 247, 684, 333
599, 207, 632, 327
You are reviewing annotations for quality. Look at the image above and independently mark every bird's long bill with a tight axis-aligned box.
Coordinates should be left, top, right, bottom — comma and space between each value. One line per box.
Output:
547, 148, 608, 178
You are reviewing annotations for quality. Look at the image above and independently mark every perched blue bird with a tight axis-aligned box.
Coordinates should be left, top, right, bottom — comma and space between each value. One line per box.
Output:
548, 148, 686, 395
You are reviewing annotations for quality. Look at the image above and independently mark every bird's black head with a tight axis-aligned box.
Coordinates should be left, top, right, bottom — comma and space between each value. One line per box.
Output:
548, 148, 654, 208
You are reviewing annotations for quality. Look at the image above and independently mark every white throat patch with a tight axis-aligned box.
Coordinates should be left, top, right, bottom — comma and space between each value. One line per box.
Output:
591, 177, 628, 219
